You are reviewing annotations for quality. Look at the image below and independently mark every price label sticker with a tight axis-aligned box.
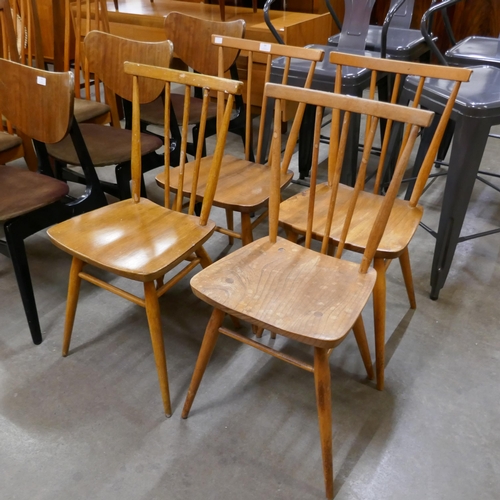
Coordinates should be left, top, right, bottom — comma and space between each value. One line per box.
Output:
259, 43, 271, 52
37, 76, 46, 86
214, 36, 223, 44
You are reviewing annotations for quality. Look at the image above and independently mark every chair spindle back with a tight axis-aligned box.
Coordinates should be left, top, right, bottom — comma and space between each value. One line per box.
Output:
212, 35, 324, 163
266, 82, 434, 272
124, 62, 243, 221
327, 51, 472, 201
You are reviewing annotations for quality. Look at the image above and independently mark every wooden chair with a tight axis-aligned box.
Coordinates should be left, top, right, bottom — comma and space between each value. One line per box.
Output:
47, 62, 243, 416
48, 31, 171, 200
140, 12, 246, 167
278, 51, 472, 390
0, 59, 107, 345
63, 0, 119, 125
181, 82, 434, 499
156, 36, 324, 246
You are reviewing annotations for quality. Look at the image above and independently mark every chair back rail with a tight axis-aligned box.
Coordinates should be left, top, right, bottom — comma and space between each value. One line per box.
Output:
266, 82, 433, 272
212, 35, 324, 163
0, 58, 74, 143
327, 51, 471, 201
164, 12, 245, 76
84, 31, 173, 105
124, 62, 243, 220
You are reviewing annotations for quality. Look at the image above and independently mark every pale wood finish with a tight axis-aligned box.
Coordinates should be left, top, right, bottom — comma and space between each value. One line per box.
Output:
182, 82, 433, 499
47, 60, 243, 416
157, 36, 323, 245
278, 51, 472, 390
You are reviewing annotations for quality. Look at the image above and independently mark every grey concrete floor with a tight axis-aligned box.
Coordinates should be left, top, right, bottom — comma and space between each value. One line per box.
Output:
1, 123, 500, 500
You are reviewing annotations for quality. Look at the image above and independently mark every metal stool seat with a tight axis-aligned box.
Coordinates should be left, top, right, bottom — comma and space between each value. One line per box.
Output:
445, 36, 500, 69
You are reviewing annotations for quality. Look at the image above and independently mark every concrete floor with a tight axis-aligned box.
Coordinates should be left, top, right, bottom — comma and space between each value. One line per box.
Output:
1, 123, 500, 500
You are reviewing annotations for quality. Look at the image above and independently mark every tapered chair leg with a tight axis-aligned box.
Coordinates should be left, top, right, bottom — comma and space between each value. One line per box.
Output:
182, 308, 225, 419
5, 228, 43, 345
373, 258, 386, 391
241, 213, 253, 246
144, 281, 172, 417
62, 257, 85, 356
225, 209, 234, 245
398, 247, 417, 309
314, 347, 334, 500
352, 315, 374, 380
195, 246, 212, 269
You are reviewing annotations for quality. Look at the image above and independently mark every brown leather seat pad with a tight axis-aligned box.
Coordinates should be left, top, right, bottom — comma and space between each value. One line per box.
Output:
0, 165, 69, 221
46, 123, 163, 166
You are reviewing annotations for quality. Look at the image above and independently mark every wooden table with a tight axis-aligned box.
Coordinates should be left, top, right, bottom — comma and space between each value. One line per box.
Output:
105, 0, 333, 46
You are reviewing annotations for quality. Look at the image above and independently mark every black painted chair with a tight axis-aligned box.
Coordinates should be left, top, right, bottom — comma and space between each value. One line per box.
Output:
401, 0, 500, 299
0, 59, 107, 345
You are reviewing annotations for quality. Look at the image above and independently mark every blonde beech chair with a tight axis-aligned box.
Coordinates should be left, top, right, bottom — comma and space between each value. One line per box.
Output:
181, 82, 434, 499
156, 36, 324, 246
278, 51, 472, 390
47, 62, 242, 417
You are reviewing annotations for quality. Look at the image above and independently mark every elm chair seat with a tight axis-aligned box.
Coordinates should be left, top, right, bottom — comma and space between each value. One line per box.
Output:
47, 123, 162, 167
445, 36, 500, 69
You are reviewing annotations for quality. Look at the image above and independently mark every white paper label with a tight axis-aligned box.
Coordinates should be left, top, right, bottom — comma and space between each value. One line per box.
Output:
259, 43, 271, 52
214, 36, 223, 44
37, 76, 46, 86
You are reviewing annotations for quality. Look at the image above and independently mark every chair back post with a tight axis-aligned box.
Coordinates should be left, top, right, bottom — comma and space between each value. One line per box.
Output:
381, 0, 411, 58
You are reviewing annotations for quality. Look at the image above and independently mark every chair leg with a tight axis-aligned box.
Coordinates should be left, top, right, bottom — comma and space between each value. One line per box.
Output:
285, 229, 298, 243
5, 227, 43, 345
144, 281, 172, 417
352, 315, 374, 380
398, 248, 417, 309
62, 257, 85, 356
373, 258, 386, 391
313, 347, 334, 500
195, 246, 212, 269
241, 213, 253, 246
182, 308, 225, 419
225, 209, 234, 245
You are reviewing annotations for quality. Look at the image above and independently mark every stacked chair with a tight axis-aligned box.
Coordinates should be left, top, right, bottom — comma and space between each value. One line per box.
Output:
400, 0, 500, 299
